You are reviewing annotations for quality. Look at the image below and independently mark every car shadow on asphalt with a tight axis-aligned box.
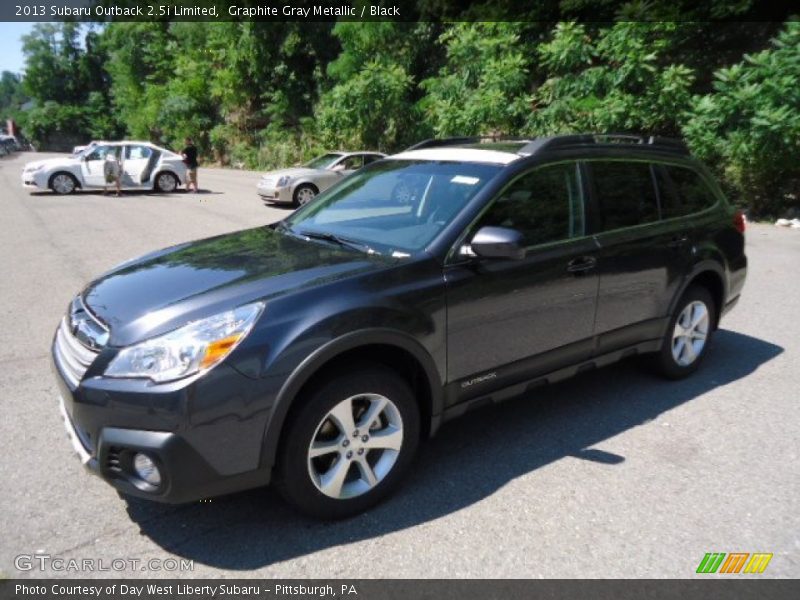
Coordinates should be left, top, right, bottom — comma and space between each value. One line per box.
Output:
124, 329, 782, 570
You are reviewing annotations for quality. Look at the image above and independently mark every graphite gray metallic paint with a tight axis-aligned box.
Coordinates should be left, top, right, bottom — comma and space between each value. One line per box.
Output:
51, 138, 747, 505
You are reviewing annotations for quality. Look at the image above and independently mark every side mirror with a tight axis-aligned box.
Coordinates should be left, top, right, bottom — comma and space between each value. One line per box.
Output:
469, 226, 525, 260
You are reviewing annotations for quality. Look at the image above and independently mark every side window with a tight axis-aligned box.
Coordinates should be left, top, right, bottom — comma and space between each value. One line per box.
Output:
473, 162, 584, 248
363, 154, 382, 166
590, 161, 659, 231
658, 165, 718, 218
340, 155, 364, 170
85, 146, 111, 161
126, 145, 152, 160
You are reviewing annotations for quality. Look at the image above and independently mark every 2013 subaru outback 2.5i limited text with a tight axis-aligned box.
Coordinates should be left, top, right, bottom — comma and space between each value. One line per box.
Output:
52, 134, 747, 518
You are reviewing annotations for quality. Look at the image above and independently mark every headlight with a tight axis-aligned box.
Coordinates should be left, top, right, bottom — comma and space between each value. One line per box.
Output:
105, 302, 264, 383
25, 164, 43, 173
276, 175, 293, 187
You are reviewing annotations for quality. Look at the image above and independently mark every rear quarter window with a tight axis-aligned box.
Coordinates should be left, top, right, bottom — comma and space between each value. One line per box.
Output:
656, 165, 718, 218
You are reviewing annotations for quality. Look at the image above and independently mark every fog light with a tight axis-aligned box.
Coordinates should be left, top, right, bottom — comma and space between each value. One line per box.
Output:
132, 453, 162, 486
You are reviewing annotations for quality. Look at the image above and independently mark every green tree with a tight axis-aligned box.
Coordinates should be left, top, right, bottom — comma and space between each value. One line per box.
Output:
19, 23, 118, 147
527, 22, 695, 136
315, 22, 440, 152
682, 21, 800, 216
0, 71, 27, 119
102, 22, 173, 142
422, 23, 531, 136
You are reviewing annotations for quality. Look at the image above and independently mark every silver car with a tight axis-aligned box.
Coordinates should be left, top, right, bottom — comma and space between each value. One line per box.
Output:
257, 151, 385, 206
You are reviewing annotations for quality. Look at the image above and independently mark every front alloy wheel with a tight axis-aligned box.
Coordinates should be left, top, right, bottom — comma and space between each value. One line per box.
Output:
293, 184, 316, 207
308, 393, 404, 500
51, 173, 77, 195
277, 363, 419, 519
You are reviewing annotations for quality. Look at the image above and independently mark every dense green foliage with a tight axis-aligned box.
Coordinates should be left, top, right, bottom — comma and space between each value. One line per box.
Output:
682, 22, 800, 215
5, 16, 800, 215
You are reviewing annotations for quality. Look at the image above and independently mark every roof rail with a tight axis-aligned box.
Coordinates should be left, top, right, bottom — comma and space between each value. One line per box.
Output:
517, 134, 689, 156
404, 137, 482, 151
404, 135, 531, 152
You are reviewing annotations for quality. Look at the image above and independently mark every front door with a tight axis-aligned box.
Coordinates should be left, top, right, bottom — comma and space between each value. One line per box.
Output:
80, 145, 113, 188
445, 161, 599, 401
334, 154, 365, 176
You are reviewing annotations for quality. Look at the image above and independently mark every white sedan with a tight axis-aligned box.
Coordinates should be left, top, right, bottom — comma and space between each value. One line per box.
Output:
22, 141, 187, 195
257, 151, 385, 207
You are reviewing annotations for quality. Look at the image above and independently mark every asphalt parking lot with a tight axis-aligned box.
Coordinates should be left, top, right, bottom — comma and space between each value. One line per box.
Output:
0, 151, 797, 578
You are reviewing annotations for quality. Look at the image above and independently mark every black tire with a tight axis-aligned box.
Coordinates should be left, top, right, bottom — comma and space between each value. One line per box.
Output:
652, 285, 716, 379
276, 362, 420, 519
49, 172, 79, 195
292, 184, 318, 207
154, 171, 179, 193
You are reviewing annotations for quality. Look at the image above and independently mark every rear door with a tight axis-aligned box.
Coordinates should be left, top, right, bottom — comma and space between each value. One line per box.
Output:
587, 160, 693, 353
121, 144, 153, 187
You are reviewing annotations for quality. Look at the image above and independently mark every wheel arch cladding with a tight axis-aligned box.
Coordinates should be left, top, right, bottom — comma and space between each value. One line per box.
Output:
689, 270, 725, 327
260, 333, 442, 472
50, 171, 80, 189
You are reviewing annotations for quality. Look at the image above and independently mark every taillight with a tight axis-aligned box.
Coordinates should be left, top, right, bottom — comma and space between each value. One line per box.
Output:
733, 210, 746, 234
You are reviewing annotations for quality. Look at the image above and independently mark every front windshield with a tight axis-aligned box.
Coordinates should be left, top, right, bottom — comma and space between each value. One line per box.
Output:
284, 160, 502, 255
305, 153, 344, 170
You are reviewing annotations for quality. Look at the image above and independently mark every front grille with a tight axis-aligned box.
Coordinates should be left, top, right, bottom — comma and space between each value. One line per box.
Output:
53, 298, 107, 388
54, 318, 100, 388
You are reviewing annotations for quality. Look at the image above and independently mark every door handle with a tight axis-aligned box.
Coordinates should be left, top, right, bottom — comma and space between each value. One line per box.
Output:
667, 234, 689, 248
567, 256, 597, 274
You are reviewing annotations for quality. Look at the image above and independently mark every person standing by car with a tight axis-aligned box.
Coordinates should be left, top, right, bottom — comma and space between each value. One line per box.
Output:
103, 147, 122, 197
181, 137, 199, 193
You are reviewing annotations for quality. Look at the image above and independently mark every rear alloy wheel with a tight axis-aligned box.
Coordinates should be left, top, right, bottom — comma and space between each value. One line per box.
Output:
653, 285, 716, 379
155, 172, 178, 193
293, 184, 317, 207
50, 172, 77, 195
277, 363, 419, 519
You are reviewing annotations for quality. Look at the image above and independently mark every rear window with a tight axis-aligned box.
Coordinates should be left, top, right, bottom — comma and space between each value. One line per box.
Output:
589, 162, 659, 231
656, 165, 718, 218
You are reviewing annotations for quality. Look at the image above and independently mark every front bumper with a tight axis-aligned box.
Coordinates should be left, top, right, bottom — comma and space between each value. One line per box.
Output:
257, 183, 293, 204
22, 171, 45, 189
52, 351, 273, 504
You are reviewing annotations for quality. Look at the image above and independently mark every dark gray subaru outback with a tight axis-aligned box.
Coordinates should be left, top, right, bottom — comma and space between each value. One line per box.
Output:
52, 134, 747, 518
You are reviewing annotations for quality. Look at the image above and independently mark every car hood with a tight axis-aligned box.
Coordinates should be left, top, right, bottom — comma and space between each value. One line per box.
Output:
25, 157, 79, 171
81, 226, 392, 346
260, 167, 325, 180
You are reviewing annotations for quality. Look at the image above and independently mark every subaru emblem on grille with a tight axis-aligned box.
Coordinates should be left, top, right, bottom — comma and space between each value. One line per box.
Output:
69, 307, 109, 350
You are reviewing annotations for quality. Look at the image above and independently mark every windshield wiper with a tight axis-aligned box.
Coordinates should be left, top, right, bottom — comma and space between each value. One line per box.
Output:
297, 229, 379, 255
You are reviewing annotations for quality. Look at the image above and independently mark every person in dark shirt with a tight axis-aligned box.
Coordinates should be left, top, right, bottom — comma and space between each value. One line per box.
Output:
181, 137, 199, 193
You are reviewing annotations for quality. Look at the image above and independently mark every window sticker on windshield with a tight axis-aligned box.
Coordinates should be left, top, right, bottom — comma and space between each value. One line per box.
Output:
451, 175, 480, 185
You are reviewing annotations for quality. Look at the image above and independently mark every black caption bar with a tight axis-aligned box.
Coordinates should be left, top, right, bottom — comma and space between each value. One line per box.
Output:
1, 580, 800, 600
1, 0, 798, 22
